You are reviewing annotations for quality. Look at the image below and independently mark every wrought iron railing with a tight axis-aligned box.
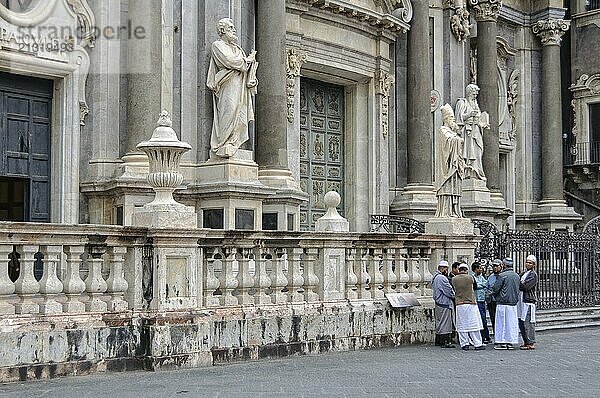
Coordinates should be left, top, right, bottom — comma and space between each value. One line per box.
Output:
566, 141, 600, 165
369, 215, 425, 234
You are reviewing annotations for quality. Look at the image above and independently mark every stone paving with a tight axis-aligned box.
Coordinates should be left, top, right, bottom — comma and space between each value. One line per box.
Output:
1, 328, 599, 398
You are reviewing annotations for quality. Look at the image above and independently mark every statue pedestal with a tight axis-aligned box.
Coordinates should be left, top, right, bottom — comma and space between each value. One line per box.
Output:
425, 217, 474, 235
133, 202, 196, 229
193, 150, 275, 230
460, 179, 509, 227
525, 199, 582, 231
426, 216, 479, 267
461, 179, 490, 204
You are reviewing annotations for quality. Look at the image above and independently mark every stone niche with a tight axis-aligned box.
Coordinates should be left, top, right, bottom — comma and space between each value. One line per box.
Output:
0, 0, 95, 224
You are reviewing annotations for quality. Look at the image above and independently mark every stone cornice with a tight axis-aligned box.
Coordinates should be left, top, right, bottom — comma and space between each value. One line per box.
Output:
292, 0, 412, 34
468, 0, 502, 22
532, 19, 570, 46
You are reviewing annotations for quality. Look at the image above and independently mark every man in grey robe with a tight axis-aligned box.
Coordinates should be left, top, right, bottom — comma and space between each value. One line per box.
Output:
433, 260, 455, 348
207, 18, 258, 157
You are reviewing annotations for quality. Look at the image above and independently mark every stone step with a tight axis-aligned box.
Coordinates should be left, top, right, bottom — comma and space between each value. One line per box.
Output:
536, 306, 600, 332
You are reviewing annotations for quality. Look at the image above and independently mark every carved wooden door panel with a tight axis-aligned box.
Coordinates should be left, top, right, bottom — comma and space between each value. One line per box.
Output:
299, 78, 344, 230
0, 72, 52, 222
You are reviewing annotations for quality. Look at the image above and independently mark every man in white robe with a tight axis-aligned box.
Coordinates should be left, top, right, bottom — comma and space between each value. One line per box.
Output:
207, 18, 258, 157
518, 255, 539, 350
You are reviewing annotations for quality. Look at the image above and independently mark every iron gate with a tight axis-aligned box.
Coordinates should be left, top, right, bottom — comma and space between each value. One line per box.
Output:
475, 226, 600, 309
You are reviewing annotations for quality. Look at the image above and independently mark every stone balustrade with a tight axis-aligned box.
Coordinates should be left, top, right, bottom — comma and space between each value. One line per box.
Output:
0, 222, 443, 317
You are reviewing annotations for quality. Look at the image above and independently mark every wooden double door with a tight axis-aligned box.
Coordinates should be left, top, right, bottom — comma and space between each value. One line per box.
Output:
0, 72, 52, 222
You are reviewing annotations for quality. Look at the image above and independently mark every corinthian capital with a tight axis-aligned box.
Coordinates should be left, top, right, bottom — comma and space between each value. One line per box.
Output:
468, 0, 502, 22
532, 19, 570, 46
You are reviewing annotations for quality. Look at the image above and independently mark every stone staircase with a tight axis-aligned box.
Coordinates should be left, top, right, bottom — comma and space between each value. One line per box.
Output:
536, 306, 600, 332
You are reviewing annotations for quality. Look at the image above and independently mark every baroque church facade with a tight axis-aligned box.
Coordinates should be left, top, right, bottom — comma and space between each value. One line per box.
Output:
0, 0, 598, 231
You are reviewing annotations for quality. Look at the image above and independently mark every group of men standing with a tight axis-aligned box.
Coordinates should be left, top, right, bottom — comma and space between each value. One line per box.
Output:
432, 255, 539, 350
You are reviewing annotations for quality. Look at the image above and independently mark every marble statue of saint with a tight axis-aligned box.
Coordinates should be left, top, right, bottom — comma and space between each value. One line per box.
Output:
455, 84, 489, 181
207, 18, 258, 158
436, 104, 466, 218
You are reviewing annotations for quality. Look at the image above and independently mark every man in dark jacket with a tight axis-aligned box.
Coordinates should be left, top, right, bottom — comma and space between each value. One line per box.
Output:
518, 255, 539, 350
492, 257, 520, 350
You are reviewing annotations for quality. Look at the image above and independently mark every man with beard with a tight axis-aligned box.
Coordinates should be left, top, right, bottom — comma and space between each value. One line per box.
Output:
519, 255, 539, 350
432, 261, 455, 348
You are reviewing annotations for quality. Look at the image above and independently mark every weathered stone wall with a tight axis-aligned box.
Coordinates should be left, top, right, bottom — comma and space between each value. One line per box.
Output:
0, 303, 434, 382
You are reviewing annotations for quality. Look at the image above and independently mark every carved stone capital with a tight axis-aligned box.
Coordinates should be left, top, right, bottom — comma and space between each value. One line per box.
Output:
468, 0, 502, 22
286, 48, 308, 123
532, 19, 570, 46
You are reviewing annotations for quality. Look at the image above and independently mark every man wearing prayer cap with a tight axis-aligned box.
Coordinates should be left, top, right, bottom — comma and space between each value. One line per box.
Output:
432, 261, 455, 348
518, 255, 539, 350
485, 259, 503, 332
491, 257, 520, 349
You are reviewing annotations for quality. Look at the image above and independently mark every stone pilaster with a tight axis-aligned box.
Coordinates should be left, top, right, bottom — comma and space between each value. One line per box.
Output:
391, 0, 436, 221
255, 0, 307, 231
469, 0, 501, 196
529, 19, 581, 230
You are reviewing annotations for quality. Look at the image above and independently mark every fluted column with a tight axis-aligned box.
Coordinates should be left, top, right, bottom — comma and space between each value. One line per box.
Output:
469, 0, 502, 193
407, 0, 432, 185
532, 19, 570, 203
255, 0, 295, 187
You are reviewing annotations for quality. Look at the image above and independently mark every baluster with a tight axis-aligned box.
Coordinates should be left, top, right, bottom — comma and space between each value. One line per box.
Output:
236, 248, 255, 305
303, 248, 320, 302
345, 248, 358, 300
407, 249, 422, 296
62, 245, 86, 313
288, 247, 305, 302
382, 248, 397, 294
272, 247, 288, 304
85, 245, 108, 312
372, 248, 385, 300
255, 247, 272, 305
222, 247, 238, 306
204, 247, 220, 307
396, 248, 410, 293
39, 245, 64, 314
106, 246, 129, 311
14, 245, 40, 314
0, 244, 15, 315
420, 249, 433, 296
358, 249, 371, 300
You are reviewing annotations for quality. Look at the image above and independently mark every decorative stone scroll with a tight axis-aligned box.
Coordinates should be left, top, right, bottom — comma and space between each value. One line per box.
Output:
286, 48, 307, 123
532, 19, 570, 46
468, 0, 502, 22
376, 70, 395, 138
506, 69, 519, 142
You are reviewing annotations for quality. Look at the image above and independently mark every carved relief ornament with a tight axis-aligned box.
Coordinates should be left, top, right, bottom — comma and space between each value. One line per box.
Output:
532, 19, 570, 46
468, 0, 502, 22
286, 48, 307, 123
447, 0, 472, 42
376, 70, 395, 138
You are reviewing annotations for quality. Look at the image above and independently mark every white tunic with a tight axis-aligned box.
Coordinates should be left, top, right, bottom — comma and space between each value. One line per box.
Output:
518, 271, 536, 322
455, 304, 483, 332
495, 304, 519, 344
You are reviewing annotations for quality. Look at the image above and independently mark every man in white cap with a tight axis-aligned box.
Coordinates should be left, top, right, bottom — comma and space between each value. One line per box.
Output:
432, 261, 455, 348
492, 257, 521, 350
452, 263, 485, 350
518, 255, 539, 350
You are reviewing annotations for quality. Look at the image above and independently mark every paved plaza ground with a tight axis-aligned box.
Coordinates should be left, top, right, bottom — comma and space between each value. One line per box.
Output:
1, 328, 598, 397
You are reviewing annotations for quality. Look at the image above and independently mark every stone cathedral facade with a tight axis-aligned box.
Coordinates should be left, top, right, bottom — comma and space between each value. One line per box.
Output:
0, 0, 598, 231
3, 0, 600, 382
